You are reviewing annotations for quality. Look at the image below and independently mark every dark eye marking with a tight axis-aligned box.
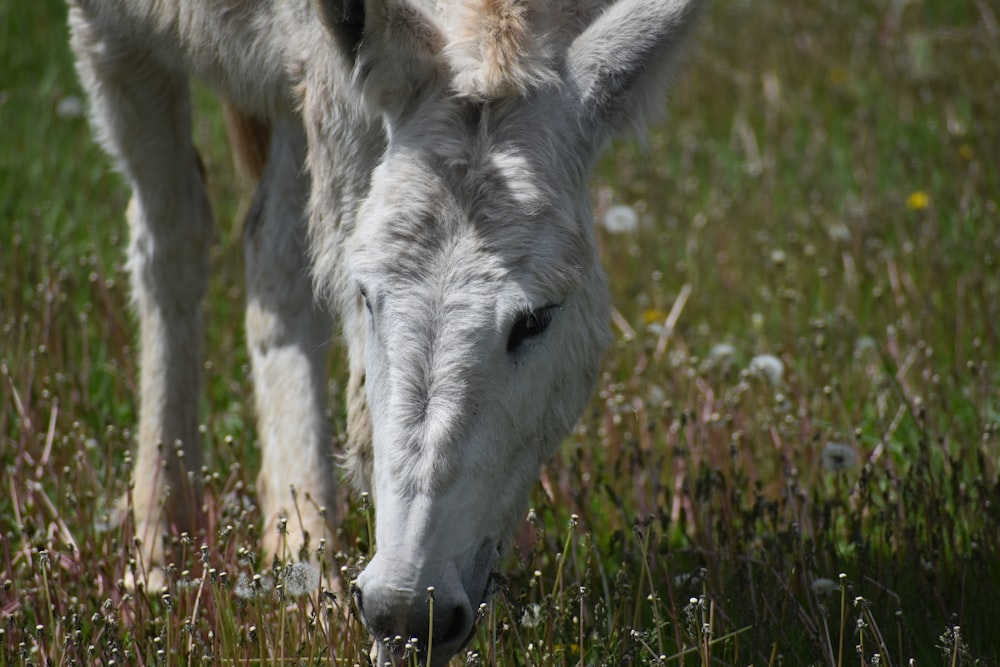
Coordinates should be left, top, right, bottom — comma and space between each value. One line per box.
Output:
359, 285, 372, 314
507, 305, 560, 353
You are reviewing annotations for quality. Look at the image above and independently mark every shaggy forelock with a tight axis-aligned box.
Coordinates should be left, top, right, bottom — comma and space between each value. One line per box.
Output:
357, 97, 593, 285
443, 0, 614, 100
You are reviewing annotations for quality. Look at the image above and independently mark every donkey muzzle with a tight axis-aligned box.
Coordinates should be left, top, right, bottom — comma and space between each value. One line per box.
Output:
353, 540, 498, 665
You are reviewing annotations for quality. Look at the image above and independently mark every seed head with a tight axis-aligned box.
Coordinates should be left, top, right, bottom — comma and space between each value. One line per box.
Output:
822, 442, 858, 473
283, 562, 320, 597
810, 577, 838, 596
602, 204, 640, 234
749, 354, 784, 385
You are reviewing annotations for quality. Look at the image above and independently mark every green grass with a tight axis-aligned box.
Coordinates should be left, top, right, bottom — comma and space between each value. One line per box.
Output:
3, 0, 1000, 664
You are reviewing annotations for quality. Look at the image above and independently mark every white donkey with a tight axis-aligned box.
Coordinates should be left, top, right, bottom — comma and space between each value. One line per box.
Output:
70, 0, 705, 662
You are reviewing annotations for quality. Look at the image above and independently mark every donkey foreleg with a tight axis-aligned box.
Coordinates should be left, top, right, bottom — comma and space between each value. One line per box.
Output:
242, 117, 336, 564
70, 4, 211, 580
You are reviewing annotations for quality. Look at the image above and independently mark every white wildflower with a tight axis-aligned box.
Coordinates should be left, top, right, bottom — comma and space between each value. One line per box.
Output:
56, 95, 85, 119
749, 354, 784, 385
672, 571, 703, 589
827, 221, 851, 242
822, 442, 858, 472
810, 577, 838, 596
520, 603, 542, 628
853, 336, 878, 359
283, 562, 321, 597
646, 384, 666, 407
234, 572, 273, 600
602, 204, 640, 234
708, 343, 736, 362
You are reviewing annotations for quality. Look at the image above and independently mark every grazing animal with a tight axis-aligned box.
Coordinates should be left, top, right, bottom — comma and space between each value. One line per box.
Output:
69, 0, 706, 663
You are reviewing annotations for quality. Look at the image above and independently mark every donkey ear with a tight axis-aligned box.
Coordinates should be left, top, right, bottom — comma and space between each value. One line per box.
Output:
315, 0, 367, 63
566, 0, 707, 146
316, 0, 446, 120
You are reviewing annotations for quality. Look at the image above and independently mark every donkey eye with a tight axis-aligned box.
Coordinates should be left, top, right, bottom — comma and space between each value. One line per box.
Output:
359, 286, 372, 314
507, 305, 558, 353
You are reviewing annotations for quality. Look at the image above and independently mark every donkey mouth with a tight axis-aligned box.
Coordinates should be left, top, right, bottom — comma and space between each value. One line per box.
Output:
366, 543, 501, 667
468, 540, 502, 599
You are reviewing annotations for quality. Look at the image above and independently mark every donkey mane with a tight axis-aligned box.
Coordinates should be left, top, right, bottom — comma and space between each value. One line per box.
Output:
445, 0, 615, 100
446, 0, 554, 99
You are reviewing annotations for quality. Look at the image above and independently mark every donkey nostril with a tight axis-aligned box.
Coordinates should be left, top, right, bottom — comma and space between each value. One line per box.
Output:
354, 569, 477, 654
351, 583, 364, 617
434, 603, 473, 647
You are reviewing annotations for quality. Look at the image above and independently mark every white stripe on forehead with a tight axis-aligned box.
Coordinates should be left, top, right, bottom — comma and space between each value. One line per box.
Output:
386, 101, 551, 210
350, 122, 569, 275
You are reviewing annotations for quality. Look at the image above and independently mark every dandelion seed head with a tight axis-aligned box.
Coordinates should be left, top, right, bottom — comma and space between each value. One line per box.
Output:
704, 343, 737, 372
646, 384, 666, 407
283, 562, 320, 597
520, 603, 542, 628
810, 577, 838, 595
854, 336, 878, 359
56, 96, 86, 119
233, 574, 253, 600
708, 343, 736, 362
602, 204, 640, 234
822, 442, 858, 472
749, 354, 784, 385
672, 571, 703, 589
827, 221, 851, 242
234, 572, 273, 600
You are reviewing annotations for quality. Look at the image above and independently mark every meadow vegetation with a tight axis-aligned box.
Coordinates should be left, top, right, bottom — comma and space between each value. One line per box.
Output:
2, 0, 999, 664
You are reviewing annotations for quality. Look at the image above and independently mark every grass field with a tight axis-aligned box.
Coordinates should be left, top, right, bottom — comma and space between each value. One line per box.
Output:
3, 0, 1000, 664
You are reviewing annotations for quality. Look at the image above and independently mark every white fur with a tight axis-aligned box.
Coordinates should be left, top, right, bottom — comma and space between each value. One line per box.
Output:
69, 0, 705, 662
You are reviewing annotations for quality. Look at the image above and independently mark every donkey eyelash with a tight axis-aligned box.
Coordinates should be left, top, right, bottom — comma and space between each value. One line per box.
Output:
358, 285, 375, 318
507, 304, 560, 353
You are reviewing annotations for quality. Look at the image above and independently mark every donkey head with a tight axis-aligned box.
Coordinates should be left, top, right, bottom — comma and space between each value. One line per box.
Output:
302, 0, 705, 663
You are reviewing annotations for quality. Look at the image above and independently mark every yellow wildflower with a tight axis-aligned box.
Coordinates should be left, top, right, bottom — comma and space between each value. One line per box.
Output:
905, 190, 929, 211
554, 643, 581, 656
643, 308, 667, 325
